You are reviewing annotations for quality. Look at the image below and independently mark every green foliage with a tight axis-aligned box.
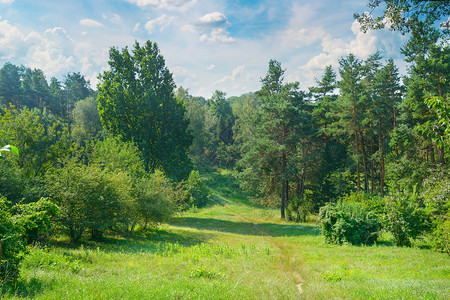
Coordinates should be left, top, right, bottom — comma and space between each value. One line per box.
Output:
383, 191, 429, 247
97, 40, 193, 180
422, 171, 450, 253
90, 136, 145, 180
286, 192, 313, 222
12, 198, 60, 243
419, 95, 450, 149
45, 159, 130, 241
0, 198, 27, 283
133, 170, 181, 229
318, 199, 381, 245
185, 170, 210, 208
355, 0, 450, 58
71, 96, 103, 144
0, 106, 70, 178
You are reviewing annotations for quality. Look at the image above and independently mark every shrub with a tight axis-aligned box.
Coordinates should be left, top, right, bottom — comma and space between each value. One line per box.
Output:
45, 160, 126, 241
422, 172, 449, 253
12, 198, 60, 243
383, 191, 429, 247
286, 192, 313, 222
0, 198, 27, 283
185, 170, 209, 208
318, 200, 381, 245
133, 170, 180, 230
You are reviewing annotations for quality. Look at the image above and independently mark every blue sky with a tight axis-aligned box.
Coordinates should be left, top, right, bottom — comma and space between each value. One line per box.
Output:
0, 0, 407, 98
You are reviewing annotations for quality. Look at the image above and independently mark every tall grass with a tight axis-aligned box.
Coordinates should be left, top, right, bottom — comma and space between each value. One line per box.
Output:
3, 169, 449, 299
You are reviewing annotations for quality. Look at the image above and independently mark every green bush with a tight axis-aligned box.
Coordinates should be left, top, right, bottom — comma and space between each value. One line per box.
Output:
12, 198, 60, 243
383, 191, 429, 247
0, 198, 27, 283
318, 200, 381, 245
286, 192, 313, 222
185, 170, 209, 208
133, 170, 181, 229
45, 160, 127, 241
422, 172, 449, 253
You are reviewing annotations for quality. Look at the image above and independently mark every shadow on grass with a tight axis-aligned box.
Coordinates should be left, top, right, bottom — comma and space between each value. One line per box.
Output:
4, 277, 50, 299
170, 217, 320, 237
47, 227, 213, 255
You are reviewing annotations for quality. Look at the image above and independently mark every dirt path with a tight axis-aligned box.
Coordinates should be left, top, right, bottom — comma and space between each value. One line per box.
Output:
211, 195, 304, 296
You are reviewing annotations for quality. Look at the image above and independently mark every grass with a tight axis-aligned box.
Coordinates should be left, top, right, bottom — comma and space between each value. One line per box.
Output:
3, 169, 450, 299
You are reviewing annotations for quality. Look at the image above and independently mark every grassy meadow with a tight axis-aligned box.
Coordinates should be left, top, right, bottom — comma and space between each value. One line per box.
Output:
4, 169, 449, 299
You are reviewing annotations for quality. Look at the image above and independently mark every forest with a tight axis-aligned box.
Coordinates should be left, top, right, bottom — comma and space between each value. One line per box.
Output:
0, 0, 449, 298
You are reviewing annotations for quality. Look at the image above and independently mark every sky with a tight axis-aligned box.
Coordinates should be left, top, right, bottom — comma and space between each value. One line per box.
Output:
0, 0, 408, 98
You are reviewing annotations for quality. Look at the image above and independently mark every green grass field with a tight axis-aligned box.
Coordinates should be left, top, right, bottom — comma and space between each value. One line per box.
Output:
4, 169, 450, 299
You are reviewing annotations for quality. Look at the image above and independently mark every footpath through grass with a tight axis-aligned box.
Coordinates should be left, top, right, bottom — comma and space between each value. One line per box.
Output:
5, 169, 450, 299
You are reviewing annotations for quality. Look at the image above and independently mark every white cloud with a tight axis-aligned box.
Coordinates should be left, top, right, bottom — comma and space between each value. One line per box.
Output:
0, 0, 14, 4
27, 27, 77, 76
281, 27, 327, 46
125, 0, 198, 11
0, 19, 25, 59
199, 28, 235, 43
214, 64, 245, 85
297, 19, 402, 89
80, 19, 104, 28
198, 12, 230, 27
206, 64, 215, 70
144, 14, 176, 34
133, 22, 141, 32
102, 13, 122, 25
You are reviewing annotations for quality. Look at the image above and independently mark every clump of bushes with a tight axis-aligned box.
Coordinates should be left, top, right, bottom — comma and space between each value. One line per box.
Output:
318, 189, 436, 248
286, 192, 313, 222
383, 191, 429, 247
422, 172, 449, 253
0, 198, 27, 283
0, 196, 60, 283
12, 198, 60, 243
318, 196, 381, 245
184, 170, 210, 208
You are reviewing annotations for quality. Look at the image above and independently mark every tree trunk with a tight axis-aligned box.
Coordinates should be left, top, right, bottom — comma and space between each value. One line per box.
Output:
430, 144, 435, 165
394, 106, 400, 192
370, 138, 375, 194
354, 98, 360, 192
360, 130, 369, 192
280, 149, 287, 219
379, 118, 384, 196
439, 146, 445, 166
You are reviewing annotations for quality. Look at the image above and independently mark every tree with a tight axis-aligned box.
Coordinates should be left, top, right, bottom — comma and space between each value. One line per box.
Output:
336, 54, 364, 192
239, 60, 305, 219
355, 0, 450, 58
373, 59, 403, 194
0, 63, 22, 107
0, 106, 70, 180
178, 87, 217, 166
64, 72, 93, 113
72, 96, 104, 144
97, 41, 193, 180
21, 68, 51, 110
208, 90, 235, 166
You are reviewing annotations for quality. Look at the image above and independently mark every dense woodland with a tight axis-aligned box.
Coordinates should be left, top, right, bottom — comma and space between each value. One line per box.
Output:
0, 0, 449, 287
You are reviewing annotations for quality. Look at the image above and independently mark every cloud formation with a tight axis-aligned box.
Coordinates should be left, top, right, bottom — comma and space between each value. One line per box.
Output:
198, 12, 230, 28
80, 19, 104, 28
193, 12, 235, 44
145, 14, 176, 34
125, 0, 198, 11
